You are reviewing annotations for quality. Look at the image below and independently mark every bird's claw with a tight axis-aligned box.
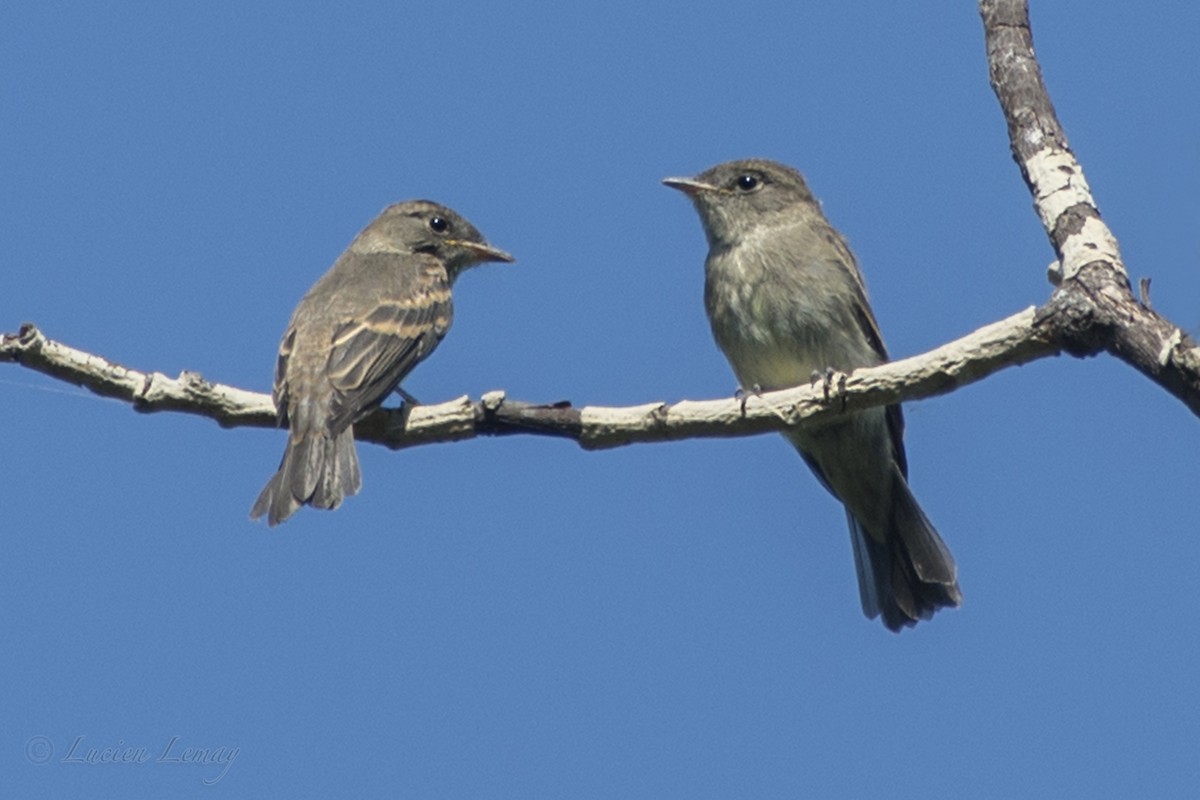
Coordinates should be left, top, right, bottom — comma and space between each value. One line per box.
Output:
734, 383, 763, 416
811, 367, 848, 410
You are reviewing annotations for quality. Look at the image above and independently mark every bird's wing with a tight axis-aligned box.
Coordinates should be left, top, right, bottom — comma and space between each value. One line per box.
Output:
834, 232, 909, 477
271, 326, 297, 425
322, 270, 453, 433
829, 231, 888, 364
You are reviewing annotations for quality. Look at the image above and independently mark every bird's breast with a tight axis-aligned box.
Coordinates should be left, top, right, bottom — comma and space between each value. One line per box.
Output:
704, 243, 876, 391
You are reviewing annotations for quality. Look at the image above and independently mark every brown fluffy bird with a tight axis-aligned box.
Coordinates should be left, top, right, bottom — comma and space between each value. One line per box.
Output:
664, 159, 960, 631
251, 200, 513, 526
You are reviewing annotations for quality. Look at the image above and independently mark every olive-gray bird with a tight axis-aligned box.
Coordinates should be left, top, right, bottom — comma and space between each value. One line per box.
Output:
664, 159, 960, 631
251, 200, 513, 526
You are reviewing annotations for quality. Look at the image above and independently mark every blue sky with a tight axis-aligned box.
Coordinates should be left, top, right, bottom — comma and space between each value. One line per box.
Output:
3, 2, 1198, 797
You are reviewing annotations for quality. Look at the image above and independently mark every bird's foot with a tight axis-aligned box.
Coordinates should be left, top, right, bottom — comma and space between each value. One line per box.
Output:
810, 367, 848, 410
734, 383, 763, 417
393, 387, 421, 408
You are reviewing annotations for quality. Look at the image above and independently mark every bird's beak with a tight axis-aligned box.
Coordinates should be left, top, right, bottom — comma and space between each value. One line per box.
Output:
454, 241, 516, 264
661, 177, 717, 196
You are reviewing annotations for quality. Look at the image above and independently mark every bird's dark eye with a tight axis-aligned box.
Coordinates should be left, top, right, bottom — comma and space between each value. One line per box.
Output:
429, 216, 449, 233
736, 174, 760, 192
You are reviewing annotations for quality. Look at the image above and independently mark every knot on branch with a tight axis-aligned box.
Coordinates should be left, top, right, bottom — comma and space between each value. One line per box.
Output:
1, 323, 45, 362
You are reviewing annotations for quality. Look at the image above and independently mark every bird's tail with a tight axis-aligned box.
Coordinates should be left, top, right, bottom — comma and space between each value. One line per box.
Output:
250, 428, 361, 526
849, 465, 962, 632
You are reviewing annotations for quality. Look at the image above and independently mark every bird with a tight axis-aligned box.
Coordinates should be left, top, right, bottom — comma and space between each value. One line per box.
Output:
663, 158, 960, 631
251, 200, 514, 526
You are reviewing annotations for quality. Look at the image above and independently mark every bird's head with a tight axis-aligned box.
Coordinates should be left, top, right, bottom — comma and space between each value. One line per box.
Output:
663, 158, 817, 249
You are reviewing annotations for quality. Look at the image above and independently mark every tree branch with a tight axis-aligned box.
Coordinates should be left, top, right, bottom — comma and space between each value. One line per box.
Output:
3, 309, 1056, 450
980, 0, 1200, 416
6, 2, 1198, 452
